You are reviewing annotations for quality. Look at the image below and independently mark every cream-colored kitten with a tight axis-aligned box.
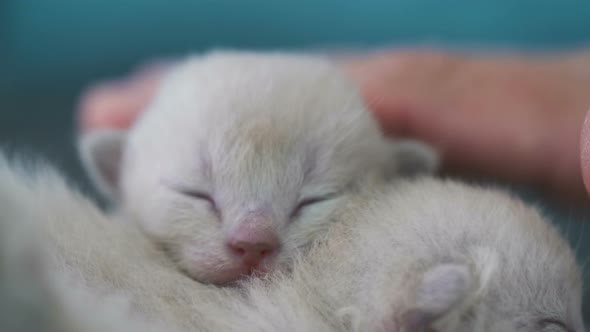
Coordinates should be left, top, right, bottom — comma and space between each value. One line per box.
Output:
0, 153, 583, 332
79, 51, 437, 285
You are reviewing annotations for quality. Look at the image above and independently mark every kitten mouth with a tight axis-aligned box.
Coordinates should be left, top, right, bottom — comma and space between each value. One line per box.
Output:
248, 264, 270, 276
239, 261, 270, 278
190, 256, 276, 286
215, 265, 271, 287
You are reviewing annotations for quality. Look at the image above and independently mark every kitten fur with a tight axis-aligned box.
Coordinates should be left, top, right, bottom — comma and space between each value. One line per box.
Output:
78, 51, 438, 284
0, 152, 583, 331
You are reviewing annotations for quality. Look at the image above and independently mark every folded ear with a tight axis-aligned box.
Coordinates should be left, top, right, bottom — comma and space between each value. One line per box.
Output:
78, 130, 127, 200
385, 139, 439, 178
401, 264, 473, 331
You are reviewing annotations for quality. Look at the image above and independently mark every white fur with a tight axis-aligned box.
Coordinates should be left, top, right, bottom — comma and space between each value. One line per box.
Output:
0, 153, 339, 332
79, 51, 438, 284
0, 155, 173, 332
0, 152, 583, 331
286, 178, 585, 331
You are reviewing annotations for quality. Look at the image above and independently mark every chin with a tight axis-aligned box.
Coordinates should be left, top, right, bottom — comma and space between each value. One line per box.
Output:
183, 258, 276, 286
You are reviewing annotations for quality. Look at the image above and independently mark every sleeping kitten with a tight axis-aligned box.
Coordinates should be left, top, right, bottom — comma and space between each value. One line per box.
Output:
0, 152, 582, 332
78, 51, 437, 285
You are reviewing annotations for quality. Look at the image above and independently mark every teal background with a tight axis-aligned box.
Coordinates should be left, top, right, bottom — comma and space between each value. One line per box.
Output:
2, 0, 590, 323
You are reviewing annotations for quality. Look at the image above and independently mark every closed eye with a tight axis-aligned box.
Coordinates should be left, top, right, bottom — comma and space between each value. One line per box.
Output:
161, 178, 219, 213
290, 194, 337, 219
180, 189, 212, 201
176, 188, 218, 212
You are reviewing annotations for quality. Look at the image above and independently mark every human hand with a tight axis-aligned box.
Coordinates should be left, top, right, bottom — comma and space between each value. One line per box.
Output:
77, 61, 172, 132
343, 51, 590, 203
77, 51, 590, 203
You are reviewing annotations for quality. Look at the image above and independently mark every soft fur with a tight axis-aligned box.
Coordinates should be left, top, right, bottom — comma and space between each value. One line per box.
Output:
0, 154, 338, 332
0, 153, 583, 331
78, 51, 438, 284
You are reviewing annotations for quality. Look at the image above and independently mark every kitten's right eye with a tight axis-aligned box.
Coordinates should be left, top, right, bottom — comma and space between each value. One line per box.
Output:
180, 189, 212, 201
162, 178, 219, 214
178, 189, 218, 211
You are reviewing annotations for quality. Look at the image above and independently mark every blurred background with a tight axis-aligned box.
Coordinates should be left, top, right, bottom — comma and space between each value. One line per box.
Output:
3, 0, 590, 189
2, 0, 590, 320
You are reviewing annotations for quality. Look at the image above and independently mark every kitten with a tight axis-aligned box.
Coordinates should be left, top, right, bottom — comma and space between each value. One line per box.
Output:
78, 51, 437, 284
0, 152, 582, 332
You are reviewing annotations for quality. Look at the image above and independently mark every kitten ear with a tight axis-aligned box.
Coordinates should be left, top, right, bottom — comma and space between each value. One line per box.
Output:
78, 130, 127, 200
385, 139, 439, 178
401, 264, 472, 331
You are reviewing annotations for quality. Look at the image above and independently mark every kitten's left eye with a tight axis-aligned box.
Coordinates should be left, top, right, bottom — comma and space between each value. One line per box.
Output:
290, 194, 335, 219
174, 186, 218, 210
162, 179, 219, 212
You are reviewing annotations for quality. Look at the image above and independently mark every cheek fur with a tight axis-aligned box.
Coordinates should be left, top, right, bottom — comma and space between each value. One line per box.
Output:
178, 240, 232, 273
141, 195, 225, 255
153, 196, 256, 283
295, 197, 341, 228
283, 199, 342, 253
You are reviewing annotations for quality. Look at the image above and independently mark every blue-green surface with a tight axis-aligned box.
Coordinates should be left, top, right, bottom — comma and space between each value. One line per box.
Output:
2, 0, 590, 324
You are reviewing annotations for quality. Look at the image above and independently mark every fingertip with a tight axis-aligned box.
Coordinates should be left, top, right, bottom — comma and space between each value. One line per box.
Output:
76, 83, 114, 133
76, 83, 140, 133
76, 60, 173, 134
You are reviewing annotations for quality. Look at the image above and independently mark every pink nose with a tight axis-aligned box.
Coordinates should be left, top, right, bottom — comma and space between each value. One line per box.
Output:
227, 226, 280, 267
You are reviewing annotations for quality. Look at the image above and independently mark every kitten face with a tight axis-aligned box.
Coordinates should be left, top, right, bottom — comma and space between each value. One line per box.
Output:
117, 52, 397, 285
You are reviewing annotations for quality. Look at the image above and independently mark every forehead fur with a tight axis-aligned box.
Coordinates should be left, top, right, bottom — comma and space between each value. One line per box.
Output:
125, 51, 386, 187
158, 52, 375, 139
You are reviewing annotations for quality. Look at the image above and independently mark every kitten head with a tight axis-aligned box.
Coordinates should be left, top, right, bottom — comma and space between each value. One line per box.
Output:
79, 51, 436, 285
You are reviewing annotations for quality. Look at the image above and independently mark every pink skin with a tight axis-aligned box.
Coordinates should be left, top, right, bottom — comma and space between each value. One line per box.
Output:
227, 217, 280, 269
344, 51, 590, 203
77, 61, 174, 132
184, 221, 278, 284
190, 252, 265, 285
77, 51, 590, 205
